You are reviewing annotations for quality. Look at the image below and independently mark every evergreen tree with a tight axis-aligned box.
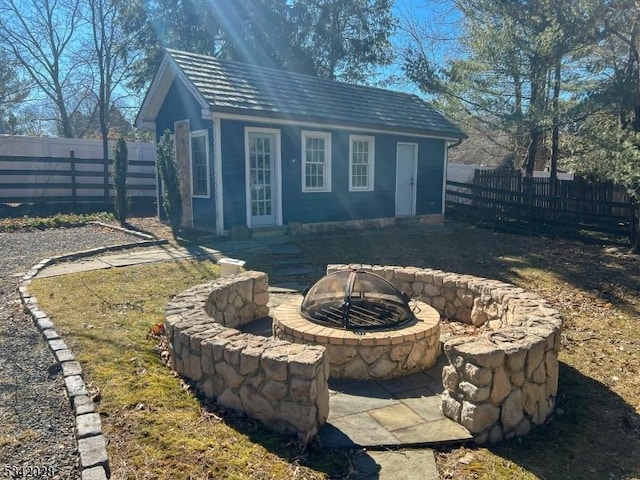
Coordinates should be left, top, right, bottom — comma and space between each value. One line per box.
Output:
122, 0, 394, 89
156, 131, 182, 237
113, 136, 129, 225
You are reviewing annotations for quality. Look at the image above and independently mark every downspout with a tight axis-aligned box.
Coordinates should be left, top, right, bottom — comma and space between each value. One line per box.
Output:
443, 138, 464, 218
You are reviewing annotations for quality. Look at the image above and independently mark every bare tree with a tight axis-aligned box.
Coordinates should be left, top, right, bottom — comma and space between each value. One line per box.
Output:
0, 0, 89, 138
85, 0, 139, 204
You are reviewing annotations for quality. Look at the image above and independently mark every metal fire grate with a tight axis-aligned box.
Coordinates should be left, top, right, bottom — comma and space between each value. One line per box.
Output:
301, 268, 414, 330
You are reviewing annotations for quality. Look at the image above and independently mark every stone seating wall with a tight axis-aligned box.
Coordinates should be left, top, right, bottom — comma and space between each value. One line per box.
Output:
327, 264, 562, 443
164, 271, 330, 438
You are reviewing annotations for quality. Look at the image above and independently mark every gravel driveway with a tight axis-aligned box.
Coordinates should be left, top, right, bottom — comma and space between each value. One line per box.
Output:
0, 225, 141, 478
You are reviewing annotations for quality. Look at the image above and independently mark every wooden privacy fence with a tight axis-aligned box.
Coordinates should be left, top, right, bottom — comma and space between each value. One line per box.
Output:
0, 136, 157, 206
446, 169, 638, 242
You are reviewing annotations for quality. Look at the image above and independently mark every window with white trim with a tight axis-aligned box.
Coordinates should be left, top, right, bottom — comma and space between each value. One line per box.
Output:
349, 135, 375, 191
302, 131, 331, 192
190, 130, 210, 197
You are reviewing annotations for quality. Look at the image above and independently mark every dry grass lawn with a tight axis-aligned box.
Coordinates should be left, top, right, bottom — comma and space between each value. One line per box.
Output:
30, 220, 640, 479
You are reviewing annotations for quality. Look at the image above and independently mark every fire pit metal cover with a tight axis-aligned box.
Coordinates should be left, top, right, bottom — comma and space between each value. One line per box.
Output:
300, 268, 414, 330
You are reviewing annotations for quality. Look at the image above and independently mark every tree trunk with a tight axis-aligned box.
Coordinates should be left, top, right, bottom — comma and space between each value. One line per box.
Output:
551, 55, 561, 193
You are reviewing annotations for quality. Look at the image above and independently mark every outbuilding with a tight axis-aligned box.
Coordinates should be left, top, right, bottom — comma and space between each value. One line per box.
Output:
136, 49, 465, 235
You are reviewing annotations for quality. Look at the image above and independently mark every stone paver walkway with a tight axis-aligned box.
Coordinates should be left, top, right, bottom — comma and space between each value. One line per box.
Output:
320, 357, 472, 448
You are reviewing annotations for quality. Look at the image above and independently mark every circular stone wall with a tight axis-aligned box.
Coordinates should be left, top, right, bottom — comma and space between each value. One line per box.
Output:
273, 297, 440, 380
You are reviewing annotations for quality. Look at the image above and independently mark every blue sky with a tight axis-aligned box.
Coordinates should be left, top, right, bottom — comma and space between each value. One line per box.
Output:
378, 0, 462, 92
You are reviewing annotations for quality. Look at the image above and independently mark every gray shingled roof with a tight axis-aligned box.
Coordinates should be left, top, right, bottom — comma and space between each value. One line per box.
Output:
166, 48, 465, 139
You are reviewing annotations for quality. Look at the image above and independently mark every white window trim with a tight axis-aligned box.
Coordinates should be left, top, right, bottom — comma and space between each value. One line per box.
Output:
349, 134, 375, 192
301, 130, 332, 193
189, 129, 210, 198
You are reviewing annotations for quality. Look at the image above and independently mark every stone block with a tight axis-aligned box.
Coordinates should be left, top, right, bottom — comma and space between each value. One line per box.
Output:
459, 381, 490, 402
42, 329, 60, 341
239, 303, 256, 323
65, 375, 88, 397
240, 385, 274, 419
505, 348, 527, 373
261, 347, 290, 382
236, 279, 253, 302
217, 389, 243, 412
36, 317, 54, 331
280, 401, 317, 433
463, 363, 492, 386
360, 345, 388, 365
254, 292, 269, 306
61, 361, 83, 378
522, 382, 543, 416
201, 342, 215, 375
453, 339, 505, 369
501, 389, 523, 432
461, 401, 500, 434
289, 348, 325, 379
342, 356, 369, 380
406, 341, 427, 370
76, 413, 102, 439
370, 357, 397, 379
290, 377, 317, 401
316, 381, 330, 423
441, 391, 462, 422
422, 283, 440, 297
240, 347, 262, 376
442, 365, 459, 391
490, 367, 511, 405
510, 371, 525, 387
78, 435, 108, 469
215, 362, 243, 388
262, 380, 288, 402
545, 351, 559, 397
199, 376, 224, 399
525, 340, 546, 378
532, 361, 546, 384
388, 343, 411, 362
326, 345, 356, 366
81, 466, 108, 480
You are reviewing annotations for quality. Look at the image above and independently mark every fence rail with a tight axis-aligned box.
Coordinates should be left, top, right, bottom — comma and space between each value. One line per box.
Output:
0, 136, 157, 206
446, 169, 637, 242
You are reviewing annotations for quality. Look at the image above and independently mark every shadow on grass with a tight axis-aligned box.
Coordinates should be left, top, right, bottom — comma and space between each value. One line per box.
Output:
195, 395, 353, 478
447, 362, 640, 480
289, 222, 639, 317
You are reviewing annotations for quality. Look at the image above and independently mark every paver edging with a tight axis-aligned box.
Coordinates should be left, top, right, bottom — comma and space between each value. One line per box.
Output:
16, 225, 170, 479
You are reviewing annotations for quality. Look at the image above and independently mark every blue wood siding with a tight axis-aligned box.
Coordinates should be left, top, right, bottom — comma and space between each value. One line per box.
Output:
219, 119, 446, 228
416, 138, 445, 215
155, 79, 216, 229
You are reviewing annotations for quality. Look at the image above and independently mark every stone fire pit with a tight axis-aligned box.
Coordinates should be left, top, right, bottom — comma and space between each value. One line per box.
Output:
164, 263, 562, 444
273, 297, 440, 379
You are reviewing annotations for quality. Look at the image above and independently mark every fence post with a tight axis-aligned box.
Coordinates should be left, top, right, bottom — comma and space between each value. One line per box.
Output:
70, 150, 77, 206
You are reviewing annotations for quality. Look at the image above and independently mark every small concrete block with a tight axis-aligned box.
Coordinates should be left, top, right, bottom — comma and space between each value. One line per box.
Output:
78, 435, 109, 469
62, 361, 83, 377
65, 375, 88, 397
73, 395, 94, 412
76, 403, 95, 415
30, 308, 48, 319
81, 466, 108, 480
55, 349, 75, 363
76, 413, 102, 439
48, 339, 68, 351
36, 317, 54, 331
42, 329, 61, 341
